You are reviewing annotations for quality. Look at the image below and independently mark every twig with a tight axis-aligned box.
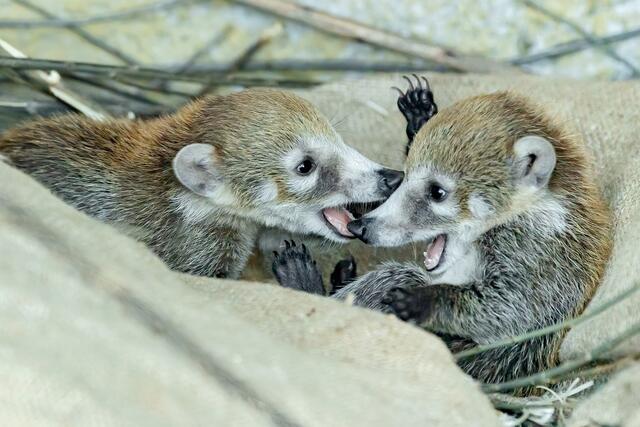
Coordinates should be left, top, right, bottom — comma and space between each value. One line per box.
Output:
512, 27, 640, 65
0, 98, 171, 118
113, 76, 196, 97
521, 0, 640, 76
455, 283, 640, 360
11, 0, 139, 65
163, 59, 443, 74
0, 57, 320, 87
63, 74, 165, 106
0, 0, 193, 28
174, 25, 234, 74
482, 322, 640, 393
232, 0, 520, 74
197, 22, 283, 96
0, 39, 109, 120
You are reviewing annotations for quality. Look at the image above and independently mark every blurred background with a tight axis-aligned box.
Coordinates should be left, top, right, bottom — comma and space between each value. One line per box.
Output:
1, 0, 639, 123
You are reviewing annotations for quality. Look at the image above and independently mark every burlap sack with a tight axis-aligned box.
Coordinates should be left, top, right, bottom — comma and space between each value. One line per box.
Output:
2, 72, 639, 426
0, 159, 498, 425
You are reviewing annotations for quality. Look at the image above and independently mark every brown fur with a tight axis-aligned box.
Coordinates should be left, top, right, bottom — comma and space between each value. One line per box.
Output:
0, 89, 344, 278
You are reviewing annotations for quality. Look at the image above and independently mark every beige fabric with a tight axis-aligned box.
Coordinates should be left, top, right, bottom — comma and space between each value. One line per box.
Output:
568, 363, 640, 427
0, 160, 499, 426
3, 72, 640, 425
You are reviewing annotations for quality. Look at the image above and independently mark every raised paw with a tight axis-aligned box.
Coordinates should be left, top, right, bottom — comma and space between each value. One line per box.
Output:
329, 254, 357, 295
381, 287, 427, 324
272, 240, 325, 295
393, 74, 438, 152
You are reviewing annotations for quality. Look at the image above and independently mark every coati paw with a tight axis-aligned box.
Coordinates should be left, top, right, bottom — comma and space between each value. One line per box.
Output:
394, 74, 438, 152
382, 287, 428, 324
272, 240, 325, 295
329, 255, 357, 295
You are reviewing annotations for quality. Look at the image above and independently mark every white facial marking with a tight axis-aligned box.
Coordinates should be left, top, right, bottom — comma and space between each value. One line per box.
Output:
256, 180, 278, 203
172, 188, 237, 224
283, 144, 320, 196
468, 193, 494, 219
524, 193, 568, 235
431, 244, 480, 286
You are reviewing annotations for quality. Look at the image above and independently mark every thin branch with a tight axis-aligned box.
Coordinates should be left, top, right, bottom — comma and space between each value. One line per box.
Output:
63, 74, 165, 106
11, 0, 139, 65
0, 0, 193, 29
482, 322, 640, 393
0, 57, 320, 87
512, 27, 640, 65
113, 76, 196, 97
455, 284, 640, 360
197, 22, 283, 96
232, 0, 520, 74
174, 25, 234, 74
163, 59, 442, 74
521, 0, 639, 76
0, 39, 109, 120
0, 98, 171, 118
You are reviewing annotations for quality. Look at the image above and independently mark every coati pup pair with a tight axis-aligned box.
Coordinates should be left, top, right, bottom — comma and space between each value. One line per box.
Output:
0, 89, 404, 279
273, 77, 613, 387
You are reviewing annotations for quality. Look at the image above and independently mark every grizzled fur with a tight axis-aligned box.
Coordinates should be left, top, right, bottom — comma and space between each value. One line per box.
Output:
338, 93, 612, 387
275, 89, 612, 391
0, 89, 398, 278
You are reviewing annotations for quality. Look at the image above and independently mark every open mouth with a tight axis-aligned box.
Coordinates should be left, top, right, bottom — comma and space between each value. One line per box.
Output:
321, 201, 382, 238
424, 234, 447, 271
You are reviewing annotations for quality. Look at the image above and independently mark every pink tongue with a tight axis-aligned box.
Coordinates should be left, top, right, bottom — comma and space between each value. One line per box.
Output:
323, 207, 355, 237
424, 235, 445, 270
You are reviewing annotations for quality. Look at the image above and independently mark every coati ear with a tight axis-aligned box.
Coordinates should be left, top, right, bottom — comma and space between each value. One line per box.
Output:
173, 143, 224, 197
512, 135, 556, 190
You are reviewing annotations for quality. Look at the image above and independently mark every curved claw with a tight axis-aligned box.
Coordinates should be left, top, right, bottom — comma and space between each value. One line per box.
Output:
284, 240, 291, 249
391, 86, 405, 97
421, 76, 431, 91
402, 75, 414, 90
412, 73, 422, 89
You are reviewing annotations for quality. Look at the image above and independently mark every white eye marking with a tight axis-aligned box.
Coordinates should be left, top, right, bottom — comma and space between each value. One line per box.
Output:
468, 193, 494, 219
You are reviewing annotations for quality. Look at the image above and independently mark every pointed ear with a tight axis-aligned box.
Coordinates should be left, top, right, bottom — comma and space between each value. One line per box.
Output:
173, 144, 223, 197
512, 135, 556, 190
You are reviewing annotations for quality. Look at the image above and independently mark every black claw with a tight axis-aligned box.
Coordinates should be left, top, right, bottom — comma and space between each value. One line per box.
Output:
421, 76, 430, 90
392, 86, 405, 97
271, 240, 325, 295
412, 73, 421, 88
329, 254, 358, 295
395, 74, 438, 153
403, 75, 414, 90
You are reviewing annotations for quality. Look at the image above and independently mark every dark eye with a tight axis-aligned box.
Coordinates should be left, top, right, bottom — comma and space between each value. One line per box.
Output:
296, 157, 316, 176
428, 184, 447, 202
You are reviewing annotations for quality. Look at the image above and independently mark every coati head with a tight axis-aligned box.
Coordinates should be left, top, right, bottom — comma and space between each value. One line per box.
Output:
348, 92, 579, 273
172, 88, 403, 242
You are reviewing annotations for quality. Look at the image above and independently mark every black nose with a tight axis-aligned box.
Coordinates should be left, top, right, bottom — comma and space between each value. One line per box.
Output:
347, 217, 372, 243
377, 168, 404, 197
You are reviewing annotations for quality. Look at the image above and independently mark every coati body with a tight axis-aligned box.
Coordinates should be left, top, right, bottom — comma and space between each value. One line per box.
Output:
0, 89, 403, 279
274, 82, 612, 388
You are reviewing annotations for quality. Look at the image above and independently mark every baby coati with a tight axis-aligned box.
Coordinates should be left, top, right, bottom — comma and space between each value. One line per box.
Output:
273, 78, 612, 387
0, 88, 404, 278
